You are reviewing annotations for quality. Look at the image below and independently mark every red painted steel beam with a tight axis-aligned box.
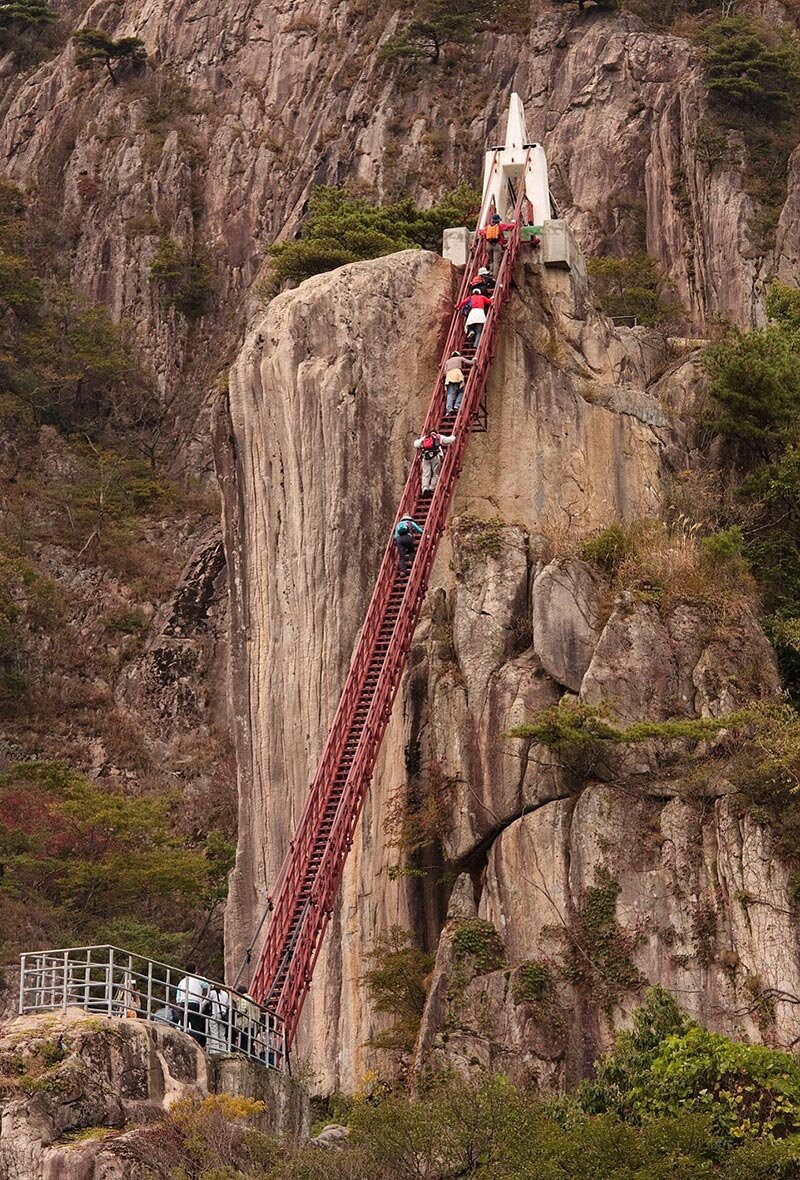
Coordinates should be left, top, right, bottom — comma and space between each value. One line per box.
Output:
250, 158, 532, 1045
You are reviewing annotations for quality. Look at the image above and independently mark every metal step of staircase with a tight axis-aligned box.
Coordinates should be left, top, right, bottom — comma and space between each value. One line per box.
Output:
248, 156, 532, 1046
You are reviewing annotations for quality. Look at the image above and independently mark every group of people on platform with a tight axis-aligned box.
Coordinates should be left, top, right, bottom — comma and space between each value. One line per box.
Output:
392, 216, 515, 574
113, 962, 279, 1065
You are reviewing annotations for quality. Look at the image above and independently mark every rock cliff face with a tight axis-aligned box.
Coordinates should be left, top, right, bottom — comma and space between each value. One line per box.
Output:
4, 0, 800, 1104
0, 1010, 309, 1180
222, 241, 795, 1092
2, 3, 799, 470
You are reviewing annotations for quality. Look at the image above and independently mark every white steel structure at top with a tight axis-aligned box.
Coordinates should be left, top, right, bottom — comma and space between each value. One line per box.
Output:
480, 93, 552, 228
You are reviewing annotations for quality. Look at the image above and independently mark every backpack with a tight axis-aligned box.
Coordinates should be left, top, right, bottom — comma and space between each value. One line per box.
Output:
421, 434, 440, 458
485, 223, 501, 241
397, 523, 410, 537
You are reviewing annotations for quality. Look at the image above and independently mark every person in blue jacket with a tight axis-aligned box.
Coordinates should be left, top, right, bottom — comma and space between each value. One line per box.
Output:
394, 515, 423, 574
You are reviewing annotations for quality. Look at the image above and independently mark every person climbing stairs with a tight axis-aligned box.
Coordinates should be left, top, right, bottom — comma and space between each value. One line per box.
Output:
247, 152, 536, 1049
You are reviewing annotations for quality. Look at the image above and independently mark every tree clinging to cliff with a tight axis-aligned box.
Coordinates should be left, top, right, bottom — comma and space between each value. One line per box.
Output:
0, 0, 55, 31
381, 0, 498, 64
73, 28, 146, 86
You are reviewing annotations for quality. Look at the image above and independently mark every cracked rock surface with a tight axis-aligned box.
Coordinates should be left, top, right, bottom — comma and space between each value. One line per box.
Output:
222, 247, 787, 1092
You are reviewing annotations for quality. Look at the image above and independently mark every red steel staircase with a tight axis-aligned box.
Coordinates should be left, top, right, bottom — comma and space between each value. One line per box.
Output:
248, 161, 533, 1046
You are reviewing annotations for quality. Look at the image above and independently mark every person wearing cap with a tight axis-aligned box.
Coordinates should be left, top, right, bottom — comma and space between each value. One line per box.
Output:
393, 515, 423, 573
469, 267, 496, 297
413, 430, 456, 494
479, 213, 516, 276
444, 350, 468, 415
457, 287, 492, 348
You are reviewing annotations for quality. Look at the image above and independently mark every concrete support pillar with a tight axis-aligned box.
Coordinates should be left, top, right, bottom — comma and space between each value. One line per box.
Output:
442, 227, 470, 267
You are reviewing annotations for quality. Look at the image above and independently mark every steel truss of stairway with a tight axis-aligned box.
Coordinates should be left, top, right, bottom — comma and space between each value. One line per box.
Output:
249, 156, 534, 1047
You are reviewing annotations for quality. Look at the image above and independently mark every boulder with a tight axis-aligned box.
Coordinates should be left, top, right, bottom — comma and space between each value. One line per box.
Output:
532, 558, 606, 691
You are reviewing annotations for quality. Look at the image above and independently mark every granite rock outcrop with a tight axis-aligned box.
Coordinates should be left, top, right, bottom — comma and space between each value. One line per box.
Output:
221, 239, 791, 1092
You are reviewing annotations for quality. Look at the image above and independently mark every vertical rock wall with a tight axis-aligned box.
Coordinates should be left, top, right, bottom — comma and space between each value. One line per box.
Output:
221, 246, 715, 1091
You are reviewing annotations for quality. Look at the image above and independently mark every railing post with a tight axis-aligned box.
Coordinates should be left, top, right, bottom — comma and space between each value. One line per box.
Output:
62, 949, 69, 1011
146, 959, 153, 1022
18, 954, 25, 1014
107, 947, 114, 1017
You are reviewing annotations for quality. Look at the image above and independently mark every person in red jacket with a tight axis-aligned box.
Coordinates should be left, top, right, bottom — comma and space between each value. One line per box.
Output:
457, 288, 493, 348
479, 213, 516, 276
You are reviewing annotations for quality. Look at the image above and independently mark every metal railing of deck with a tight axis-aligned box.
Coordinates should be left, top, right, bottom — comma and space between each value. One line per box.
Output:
19, 945, 287, 1071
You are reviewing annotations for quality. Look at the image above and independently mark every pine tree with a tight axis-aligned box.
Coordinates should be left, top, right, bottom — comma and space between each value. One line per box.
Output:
381, 0, 498, 64
700, 17, 800, 120
0, 0, 56, 30
73, 28, 146, 86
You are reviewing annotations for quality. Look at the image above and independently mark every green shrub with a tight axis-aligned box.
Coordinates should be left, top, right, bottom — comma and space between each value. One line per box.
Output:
703, 324, 800, 456
559, 870, 643, 1010
587, 253, 681, 326
0, 0, 56, 31
451, 917, 506, 974
580, 523, 634, 578
699, 526, 750, 581
511, 960, 552, 1007
766, 281, 800, 331
73, 29, 146, 86
150, 236, 214, 320
104, 607, 148, 635
363, 927, 433, 1052
457, 515, 504, 559
505, 697, 744, 749
268, 184, 481, 285
636, 1027, 800, 1142
380, 0, 498, 64
699, 18, 800, 121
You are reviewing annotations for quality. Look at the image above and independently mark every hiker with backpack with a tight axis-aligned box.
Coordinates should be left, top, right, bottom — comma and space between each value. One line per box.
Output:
414, 429, 456, 493
480, 213, 516, 276
394, 515, 423, 574
444, 351, 468, 415
469, 267, 496, 296
457, 288, 492, 348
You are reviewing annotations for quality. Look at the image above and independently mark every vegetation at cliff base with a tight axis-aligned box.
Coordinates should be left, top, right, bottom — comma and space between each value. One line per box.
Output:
268, 184, 481, 286
580, 987, 800, 1143
128, 992, 800, 1178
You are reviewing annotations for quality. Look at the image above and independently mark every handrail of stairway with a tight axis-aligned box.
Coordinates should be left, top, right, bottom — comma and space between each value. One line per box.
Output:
274, 220, 524, 1033
250, 152, 525, 1009
250, 160, 504, 986
268, 162, 531, 1033
252, 220, 495, 996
